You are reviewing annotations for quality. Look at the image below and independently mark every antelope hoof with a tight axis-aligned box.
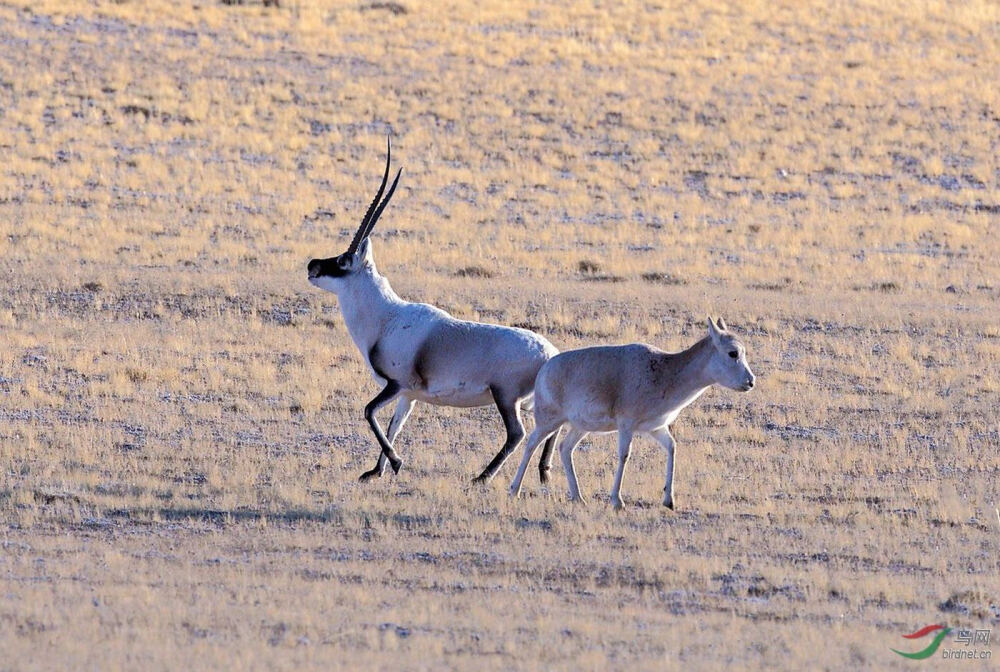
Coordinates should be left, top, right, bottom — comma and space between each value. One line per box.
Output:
612, 497, 626, 510
472, 472, 492, 484
389, 457, 402, 474
358, 468, 382, 482
663, 498, 675, 510
539, 468, 550, 485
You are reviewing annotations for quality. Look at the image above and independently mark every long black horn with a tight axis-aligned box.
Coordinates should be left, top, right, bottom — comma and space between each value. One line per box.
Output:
346, 136, 392, 255
363, 167, 402, 239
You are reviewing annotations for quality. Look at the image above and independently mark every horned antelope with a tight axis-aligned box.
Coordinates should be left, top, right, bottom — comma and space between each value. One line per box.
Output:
509, 317, 755, 509
307, 138, 559, 482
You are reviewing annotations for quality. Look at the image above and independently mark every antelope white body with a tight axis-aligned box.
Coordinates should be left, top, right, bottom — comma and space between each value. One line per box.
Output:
307, 139, 559, 481
509, 318, 755, 509
326, 261, 551, 408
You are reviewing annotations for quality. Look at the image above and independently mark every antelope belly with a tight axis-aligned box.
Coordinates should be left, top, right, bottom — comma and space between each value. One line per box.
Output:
411, 383, 493, 408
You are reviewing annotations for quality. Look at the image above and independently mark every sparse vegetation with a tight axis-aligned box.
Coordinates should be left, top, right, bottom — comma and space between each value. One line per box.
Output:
454, 265, 493, 279
0, 0, 998, 669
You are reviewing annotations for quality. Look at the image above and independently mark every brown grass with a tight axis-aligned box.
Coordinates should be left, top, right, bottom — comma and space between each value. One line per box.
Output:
1, 0, 998, 669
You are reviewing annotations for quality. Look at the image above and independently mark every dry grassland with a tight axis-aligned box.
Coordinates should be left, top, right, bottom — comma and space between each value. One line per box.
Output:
1, 0, 998, 669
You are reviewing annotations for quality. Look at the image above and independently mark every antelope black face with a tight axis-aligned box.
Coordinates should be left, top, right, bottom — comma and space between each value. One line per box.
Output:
307, 137, 402, 291
308, 252, 354, 280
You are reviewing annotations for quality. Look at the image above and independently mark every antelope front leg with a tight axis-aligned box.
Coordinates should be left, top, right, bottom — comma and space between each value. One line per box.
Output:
359, 397, 414, 481
610, 428, 634, 510
650, 427, 677, 509
364, 381, 403, 473
537, 432, 559, 484
358, 453, 388, 483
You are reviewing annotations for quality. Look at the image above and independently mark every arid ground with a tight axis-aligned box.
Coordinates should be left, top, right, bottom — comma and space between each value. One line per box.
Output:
1, 1, 998, 669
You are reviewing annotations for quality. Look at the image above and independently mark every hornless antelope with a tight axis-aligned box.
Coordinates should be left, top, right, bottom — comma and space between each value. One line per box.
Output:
509, 317, 755, 509
307, 139, 559, 482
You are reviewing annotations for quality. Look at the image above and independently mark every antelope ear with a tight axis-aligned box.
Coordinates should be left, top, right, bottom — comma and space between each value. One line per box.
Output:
716, 317, 727, 332
357, 236, 374, 263
707, 316, 722, 342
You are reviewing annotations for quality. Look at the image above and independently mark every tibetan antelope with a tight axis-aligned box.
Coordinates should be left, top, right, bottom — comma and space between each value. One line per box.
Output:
509, 317, 755, 509
307, 138, 559, 482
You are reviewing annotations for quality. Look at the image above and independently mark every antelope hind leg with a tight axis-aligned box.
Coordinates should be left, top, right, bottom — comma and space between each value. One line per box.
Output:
473, 388, 526, 482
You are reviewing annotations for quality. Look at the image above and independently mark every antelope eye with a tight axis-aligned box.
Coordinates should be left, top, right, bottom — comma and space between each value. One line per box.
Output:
728, 351, 739, 359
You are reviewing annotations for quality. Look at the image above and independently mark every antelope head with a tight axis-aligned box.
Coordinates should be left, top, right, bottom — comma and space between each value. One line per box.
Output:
307, 137, 402, 293
705, 316, 756, 392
